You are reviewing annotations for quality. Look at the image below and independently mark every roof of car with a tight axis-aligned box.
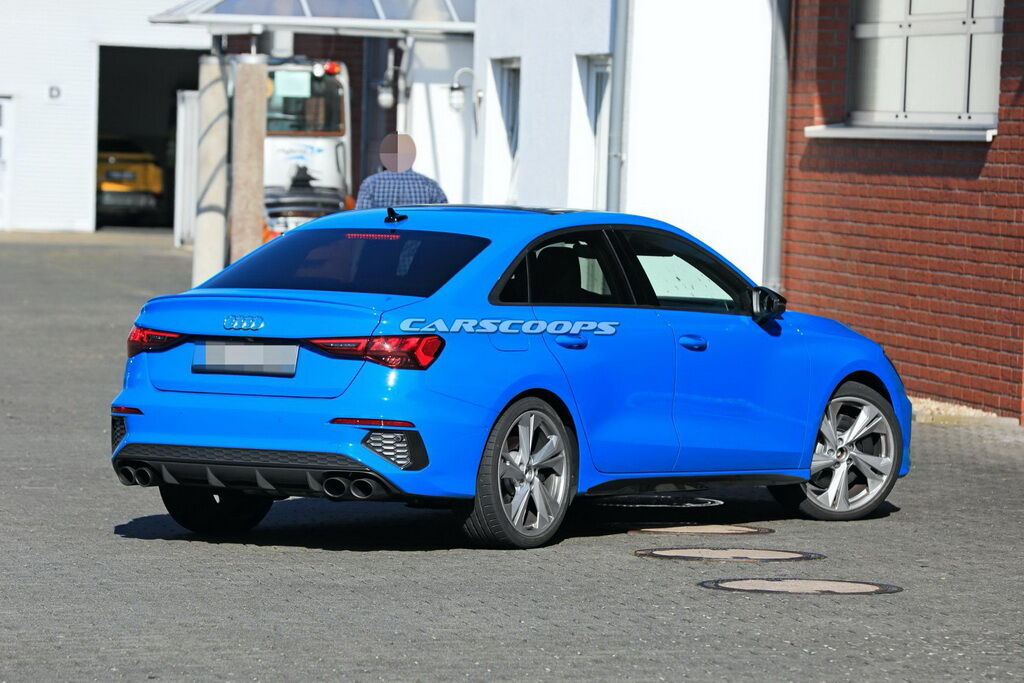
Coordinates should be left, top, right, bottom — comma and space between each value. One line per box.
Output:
303, 205, 665, 242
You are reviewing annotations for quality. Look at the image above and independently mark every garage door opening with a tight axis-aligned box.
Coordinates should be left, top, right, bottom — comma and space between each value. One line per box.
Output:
97, 46, 205, 229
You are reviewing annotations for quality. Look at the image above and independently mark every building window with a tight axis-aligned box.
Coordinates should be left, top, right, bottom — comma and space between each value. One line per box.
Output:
851, 0, 1004, 130
494, 59, 521, 158
585, 56, 612, 210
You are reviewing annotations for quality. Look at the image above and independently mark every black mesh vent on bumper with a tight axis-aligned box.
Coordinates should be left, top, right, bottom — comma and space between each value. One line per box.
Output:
361, 430, 428, 470
111, 416, 127, 453
116, 443, 370, 471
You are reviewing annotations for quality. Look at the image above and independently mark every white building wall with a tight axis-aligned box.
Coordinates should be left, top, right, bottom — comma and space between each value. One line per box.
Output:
623, 0, 774, 282
406, 37, 474, 202
470, 0, 775, 282
0, 1, 208, 232
470, 0, 614, 207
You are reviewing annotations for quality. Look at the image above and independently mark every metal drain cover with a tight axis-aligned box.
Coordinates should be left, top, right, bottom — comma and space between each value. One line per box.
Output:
636, 548, 823, 562
627, 524, 774, 536
699, 578, 903, 595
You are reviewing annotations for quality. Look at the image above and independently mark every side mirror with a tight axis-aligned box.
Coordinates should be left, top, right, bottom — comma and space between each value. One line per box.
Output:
751, 286, 787, 323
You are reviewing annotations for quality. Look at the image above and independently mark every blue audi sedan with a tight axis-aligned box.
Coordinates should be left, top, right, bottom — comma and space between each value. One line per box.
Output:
110, 206, 911, 548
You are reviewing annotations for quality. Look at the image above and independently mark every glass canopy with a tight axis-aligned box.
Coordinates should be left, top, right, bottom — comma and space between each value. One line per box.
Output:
152, 0, 475, 36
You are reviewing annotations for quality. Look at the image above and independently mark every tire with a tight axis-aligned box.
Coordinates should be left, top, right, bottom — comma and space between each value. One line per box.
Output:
770, 380, 903, 521
159, 485, 273, 535
461, 397, 577, 549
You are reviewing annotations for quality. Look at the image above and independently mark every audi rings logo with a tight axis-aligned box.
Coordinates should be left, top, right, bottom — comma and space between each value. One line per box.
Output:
223, 314, 265, 331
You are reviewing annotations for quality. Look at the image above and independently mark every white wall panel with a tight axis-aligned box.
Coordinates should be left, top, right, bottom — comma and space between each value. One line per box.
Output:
470, 0, 613, 206
623, 0, 774, 282
0, 1, 209, 231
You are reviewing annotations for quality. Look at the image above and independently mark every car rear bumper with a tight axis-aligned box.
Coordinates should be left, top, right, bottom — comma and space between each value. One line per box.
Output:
111, 442, 406, 501
110, 361, 492, 498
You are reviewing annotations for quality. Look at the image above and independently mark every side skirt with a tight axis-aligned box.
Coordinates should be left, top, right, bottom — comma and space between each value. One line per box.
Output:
581, 473, 807, 497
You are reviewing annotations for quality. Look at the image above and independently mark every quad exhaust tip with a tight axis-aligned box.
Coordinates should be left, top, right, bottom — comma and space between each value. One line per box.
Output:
350, 477, 381, 500
322, 476, 350, 499
117, 466, 137, 486
117, 465, 157, 487
321, 475, 384, 500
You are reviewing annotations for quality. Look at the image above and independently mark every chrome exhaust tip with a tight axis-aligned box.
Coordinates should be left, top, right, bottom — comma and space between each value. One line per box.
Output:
117, 466, 137, 486
134, 466, 157, 487
350, 478, 381, 500
322, 476, 350, 500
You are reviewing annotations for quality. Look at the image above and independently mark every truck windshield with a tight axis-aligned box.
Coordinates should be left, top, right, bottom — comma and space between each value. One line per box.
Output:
267, 70, 344, 134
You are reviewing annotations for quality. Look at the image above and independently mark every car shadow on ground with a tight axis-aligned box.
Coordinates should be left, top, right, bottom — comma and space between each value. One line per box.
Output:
114, 488, 899, 552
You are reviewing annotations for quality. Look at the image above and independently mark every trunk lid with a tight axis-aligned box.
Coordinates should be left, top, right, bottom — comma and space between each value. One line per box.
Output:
137, 289, 419, 398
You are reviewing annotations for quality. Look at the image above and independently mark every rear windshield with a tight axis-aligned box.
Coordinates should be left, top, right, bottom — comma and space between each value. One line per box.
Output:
201, 228, 489, 297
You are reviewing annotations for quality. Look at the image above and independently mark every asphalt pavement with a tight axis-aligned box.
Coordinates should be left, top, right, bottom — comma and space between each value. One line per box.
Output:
1, 230, 1022, 680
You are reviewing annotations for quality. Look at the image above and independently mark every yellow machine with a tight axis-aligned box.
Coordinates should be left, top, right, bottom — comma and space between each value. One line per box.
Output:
96, 136, 163, 222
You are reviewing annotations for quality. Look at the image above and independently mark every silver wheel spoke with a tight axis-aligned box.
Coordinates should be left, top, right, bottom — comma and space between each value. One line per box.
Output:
850, 449, 892, 476
821, 405, 840, 449
843, 403, 882, 444
507, 482, 531, 528
833, 465, 851, 511
532, 480, 556, 524
810, 449, 834, 474
530, 435, 561, 467
517, 414, 535, 462
537, 453, 565, 475
820, 461, 848, 509
499, 461, 525, 482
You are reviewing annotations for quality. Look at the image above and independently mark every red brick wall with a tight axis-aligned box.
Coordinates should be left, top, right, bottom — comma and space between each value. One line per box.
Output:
784, 0, 1024, 421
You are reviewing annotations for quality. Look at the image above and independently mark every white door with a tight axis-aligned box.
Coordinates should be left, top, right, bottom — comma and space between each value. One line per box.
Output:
0, 98, 10, 229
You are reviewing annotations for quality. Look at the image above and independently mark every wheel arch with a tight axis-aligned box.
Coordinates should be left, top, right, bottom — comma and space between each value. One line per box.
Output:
835, 370, 891, 404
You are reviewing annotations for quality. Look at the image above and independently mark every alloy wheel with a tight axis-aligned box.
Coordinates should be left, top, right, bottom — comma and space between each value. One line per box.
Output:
497, 410, 569, 536
803, 396, 896, 513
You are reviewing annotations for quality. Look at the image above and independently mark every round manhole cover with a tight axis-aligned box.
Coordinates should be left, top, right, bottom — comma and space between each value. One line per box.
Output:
591, 495, 724, 509
627, 524, 774, 536
636, 548, 823, 562
698, 578, 903, 595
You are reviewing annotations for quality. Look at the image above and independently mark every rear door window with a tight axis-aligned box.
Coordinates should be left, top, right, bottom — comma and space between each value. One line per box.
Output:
202, 228, 489, 297
527, 231, 629, 305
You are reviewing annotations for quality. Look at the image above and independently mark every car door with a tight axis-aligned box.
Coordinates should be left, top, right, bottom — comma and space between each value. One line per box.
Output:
508, 228, 678, 473
611, 227, 810, 473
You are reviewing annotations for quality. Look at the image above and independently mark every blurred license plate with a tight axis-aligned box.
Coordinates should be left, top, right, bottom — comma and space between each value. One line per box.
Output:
106, 170, 136, 180
192, 342, 298, 377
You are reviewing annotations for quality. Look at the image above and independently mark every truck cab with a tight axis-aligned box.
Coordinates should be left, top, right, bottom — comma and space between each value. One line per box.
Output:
264, 59, 353, 238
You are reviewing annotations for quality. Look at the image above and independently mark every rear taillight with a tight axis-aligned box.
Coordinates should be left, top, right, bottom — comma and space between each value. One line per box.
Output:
127, 325, 183, 357
310, 335, 445, 370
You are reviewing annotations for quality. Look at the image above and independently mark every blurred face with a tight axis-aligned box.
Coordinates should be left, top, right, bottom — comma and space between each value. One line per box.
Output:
380, 133, 416, 172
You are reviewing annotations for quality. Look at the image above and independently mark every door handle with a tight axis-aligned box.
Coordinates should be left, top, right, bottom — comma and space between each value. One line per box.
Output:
679, 334, 707, 351
554, 334, 588, 350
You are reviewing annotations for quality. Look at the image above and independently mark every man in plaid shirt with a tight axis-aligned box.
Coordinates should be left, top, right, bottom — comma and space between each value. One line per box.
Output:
355, 133, 448, 209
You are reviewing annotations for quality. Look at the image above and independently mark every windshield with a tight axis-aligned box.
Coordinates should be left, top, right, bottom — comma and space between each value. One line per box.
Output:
201, 228, 490, 297
267, 70, 345, 134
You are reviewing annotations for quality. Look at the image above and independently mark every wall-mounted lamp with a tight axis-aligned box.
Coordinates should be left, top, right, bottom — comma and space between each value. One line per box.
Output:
448, 67, 474, 112
377, 82, 396, 110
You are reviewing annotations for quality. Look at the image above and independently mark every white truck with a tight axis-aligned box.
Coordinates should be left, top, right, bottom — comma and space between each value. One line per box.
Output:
263, 58, 354, 238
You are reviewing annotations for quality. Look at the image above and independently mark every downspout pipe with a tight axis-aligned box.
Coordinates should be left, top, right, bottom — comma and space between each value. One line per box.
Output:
762, 0, 792, 290
606, 0, 632, 211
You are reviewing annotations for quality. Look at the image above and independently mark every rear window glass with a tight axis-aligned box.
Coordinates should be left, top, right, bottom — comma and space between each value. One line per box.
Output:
201, 228, 489, 297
